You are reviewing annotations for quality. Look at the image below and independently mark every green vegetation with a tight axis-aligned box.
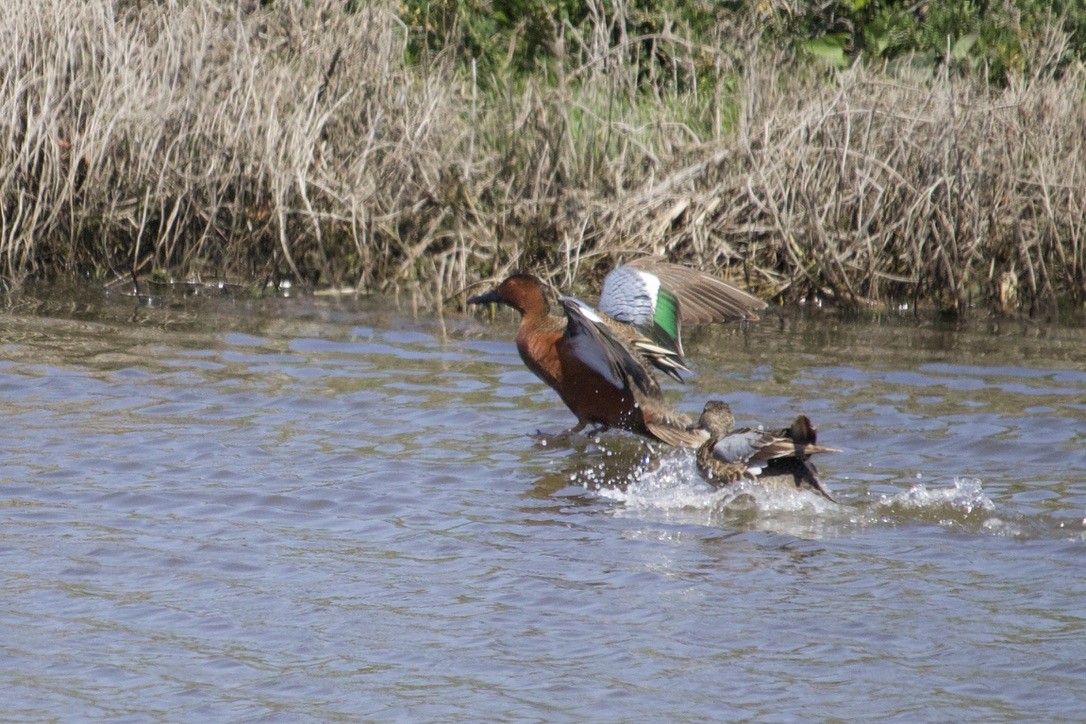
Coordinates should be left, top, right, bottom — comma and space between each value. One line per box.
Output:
1, 0, 1084, 315
780, 0, 1086, 81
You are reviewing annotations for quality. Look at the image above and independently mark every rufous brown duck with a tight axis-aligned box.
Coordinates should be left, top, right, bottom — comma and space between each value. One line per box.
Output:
467, 260, 767, 447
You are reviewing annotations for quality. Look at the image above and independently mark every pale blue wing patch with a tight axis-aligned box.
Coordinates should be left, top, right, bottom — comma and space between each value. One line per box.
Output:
711, 430, 769, 464
598, 265, 659, 326
600, 264, 684, 360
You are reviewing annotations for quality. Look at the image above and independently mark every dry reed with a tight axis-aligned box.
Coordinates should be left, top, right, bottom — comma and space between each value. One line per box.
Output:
1, 0, 1083, 314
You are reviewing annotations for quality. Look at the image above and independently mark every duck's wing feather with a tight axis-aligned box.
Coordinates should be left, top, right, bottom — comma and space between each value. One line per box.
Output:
625, 260, 767, 325
772, 415, 841, 456
711, 429, 775, 464
598, 264, 687, 361
559, 296, 659, 397
647, 421, 709, 448
714, 427, 839, 464
598, 262, 767, 371
598, 265, 664, 327
645, 407, 706, 448
602, 317, 690, 383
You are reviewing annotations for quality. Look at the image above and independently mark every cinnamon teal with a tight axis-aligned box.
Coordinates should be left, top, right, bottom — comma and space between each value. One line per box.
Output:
467, 261, 767, 447
688, 400, 838, 501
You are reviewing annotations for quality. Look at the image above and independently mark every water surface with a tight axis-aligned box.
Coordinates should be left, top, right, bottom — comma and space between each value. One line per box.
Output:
1, 285, 1084, 719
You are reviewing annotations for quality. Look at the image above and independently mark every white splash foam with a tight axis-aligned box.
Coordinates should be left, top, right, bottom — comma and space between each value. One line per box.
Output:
594, 451, 840, 517
878, 477, 995, 516
580, 456, 1075, 541
597, 453, 727, 510
982, 517, 1025, 537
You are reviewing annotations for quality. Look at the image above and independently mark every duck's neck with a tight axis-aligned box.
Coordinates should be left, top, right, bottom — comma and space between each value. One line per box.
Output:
515, 287, 552, 329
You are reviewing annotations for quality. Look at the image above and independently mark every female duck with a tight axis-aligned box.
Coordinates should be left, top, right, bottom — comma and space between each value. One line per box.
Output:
687, 400, 837, 500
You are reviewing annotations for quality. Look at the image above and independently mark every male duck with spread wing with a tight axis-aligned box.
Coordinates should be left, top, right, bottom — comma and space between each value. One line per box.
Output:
468, 260, 767, 447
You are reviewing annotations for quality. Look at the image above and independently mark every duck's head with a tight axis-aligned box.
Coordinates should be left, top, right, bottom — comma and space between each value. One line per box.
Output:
468, 274, 548, 315
687, 400, 735, 438
788, 414, 817, 445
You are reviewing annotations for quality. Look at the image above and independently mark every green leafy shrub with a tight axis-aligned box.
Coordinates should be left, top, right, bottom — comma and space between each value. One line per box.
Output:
781, 0, 1086, 81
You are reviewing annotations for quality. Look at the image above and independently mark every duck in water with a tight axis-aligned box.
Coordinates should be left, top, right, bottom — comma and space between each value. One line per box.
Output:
468, 261, 766, 447
687, 400, 837, 501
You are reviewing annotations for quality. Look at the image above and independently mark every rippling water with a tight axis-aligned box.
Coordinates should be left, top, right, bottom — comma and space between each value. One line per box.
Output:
1, 284, 1084, 719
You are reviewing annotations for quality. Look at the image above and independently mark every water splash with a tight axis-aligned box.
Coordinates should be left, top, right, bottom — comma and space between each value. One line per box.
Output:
570, 447, 1084, 540
874, 477, 997, 527
588, 450, 837, 514
594, 452, 727, 510
878, 477, 993, 514
578, 450, 846, 538
871, 478, 1086, 539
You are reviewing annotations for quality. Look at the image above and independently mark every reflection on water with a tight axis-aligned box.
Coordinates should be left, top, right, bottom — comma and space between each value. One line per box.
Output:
1, 283, 1085, 719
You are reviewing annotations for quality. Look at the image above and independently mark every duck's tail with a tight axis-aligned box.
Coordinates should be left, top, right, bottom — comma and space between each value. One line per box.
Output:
794, 459, 837, 502
643, 406, 709, 448
647, 420, 710, 448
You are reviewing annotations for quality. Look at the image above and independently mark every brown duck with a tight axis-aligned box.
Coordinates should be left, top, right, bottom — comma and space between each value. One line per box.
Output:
688, 400, 838, 501
468, 261, 767, 447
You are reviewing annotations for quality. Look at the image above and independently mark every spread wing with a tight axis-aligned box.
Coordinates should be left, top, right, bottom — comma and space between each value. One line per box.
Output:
629, 260, 767, 325
559, 296, 659, 397
598, 262, 767, 369
598, 264, 685, 357
596, 266, 689, 381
